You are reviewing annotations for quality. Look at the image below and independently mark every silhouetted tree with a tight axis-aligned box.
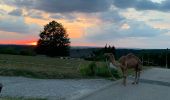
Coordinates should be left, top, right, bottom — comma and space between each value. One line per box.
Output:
104, 44, 116, 55
36, 20, 70, 56
85, 44, 116, 61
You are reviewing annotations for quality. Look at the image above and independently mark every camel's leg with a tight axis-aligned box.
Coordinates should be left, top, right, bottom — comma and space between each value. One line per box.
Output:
132, 70, 138, 84
123, 69, 127, 86
136, 71, 141, 84
121, 68, 125, 85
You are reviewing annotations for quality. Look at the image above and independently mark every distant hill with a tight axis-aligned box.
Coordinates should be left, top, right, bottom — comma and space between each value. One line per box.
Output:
0, 44, 168, 58
0, 44, 168, 57
0, 44, 36, 55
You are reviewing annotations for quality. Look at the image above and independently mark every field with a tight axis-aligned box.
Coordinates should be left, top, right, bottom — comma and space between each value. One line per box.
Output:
0, 54, 140, 79
0, 54, 92, 79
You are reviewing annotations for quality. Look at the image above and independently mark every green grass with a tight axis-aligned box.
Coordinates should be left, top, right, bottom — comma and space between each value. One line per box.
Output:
0, 54, 148, 79
0, 54, 92, 79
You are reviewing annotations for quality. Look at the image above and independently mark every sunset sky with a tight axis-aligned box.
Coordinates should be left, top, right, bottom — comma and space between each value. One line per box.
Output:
0, 0, 170, 48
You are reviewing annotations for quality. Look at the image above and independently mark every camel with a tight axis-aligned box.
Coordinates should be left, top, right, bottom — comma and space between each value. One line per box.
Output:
104, 53, 142, 86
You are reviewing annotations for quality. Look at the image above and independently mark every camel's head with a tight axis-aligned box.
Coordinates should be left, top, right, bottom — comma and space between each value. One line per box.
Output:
104, 53, 112, 60
104, 53, 116, 63
104, 53, 123, 69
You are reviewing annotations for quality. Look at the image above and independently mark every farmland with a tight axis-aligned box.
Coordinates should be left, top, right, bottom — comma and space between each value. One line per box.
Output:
0, 54, 92, 79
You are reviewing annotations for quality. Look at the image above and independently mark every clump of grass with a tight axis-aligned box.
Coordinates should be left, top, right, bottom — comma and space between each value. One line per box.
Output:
79, 62, 122, 79
79, 62, 96, 76
95, 65, 110, 77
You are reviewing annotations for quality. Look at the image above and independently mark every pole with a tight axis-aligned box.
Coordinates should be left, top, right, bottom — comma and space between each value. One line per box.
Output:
166, 48, 168, 68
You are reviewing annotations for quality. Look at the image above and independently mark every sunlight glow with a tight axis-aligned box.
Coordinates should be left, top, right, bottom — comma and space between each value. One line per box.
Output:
27, 42, 37, 46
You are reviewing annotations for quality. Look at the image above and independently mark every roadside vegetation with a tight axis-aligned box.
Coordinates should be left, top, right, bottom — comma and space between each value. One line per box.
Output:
0, 54, 89, 79
79, 62, 122, 79
0, 54, 122, 79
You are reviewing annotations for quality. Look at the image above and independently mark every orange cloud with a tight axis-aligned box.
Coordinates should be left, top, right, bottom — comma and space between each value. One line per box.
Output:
24, 17, 48, 26
0, 40, 36, 45
24, 14, 101, 39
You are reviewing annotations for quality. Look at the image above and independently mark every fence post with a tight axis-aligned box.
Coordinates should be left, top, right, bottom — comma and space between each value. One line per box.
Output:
166, 48, 168, 68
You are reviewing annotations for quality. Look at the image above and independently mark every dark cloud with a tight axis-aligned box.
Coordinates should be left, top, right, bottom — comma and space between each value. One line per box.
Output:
2, 0, 170, 13
2, 0, 34, 8
8, 9, 23, 16
135, 0, 159, 10
113, 0, 159, 10
85, 21, 167, 42
98, 11, 125, 23
160, 0, 170, 11
35, 0, 111, 13
50, 13, 76, 21
112, 0, 136, 9
112, 0, 170, 11
3, 0, 111, 13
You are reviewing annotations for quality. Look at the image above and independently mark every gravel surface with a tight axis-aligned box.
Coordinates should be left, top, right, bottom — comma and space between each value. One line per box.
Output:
80, 68, 170, 100
141, 68, 170, 82
80, 81, 170, 100
0, 76, 112, 100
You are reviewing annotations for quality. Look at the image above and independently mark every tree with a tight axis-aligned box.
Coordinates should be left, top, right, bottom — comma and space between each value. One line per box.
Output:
104, 44, 116, 55
85, 44, 116, 61
36, 20, 70, 56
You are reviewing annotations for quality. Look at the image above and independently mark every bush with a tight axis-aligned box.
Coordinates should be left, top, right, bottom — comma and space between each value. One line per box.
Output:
79, 62, 121, 79
95, 65, 110, 77
79, 62, 96, 76
95, 64, 121, 79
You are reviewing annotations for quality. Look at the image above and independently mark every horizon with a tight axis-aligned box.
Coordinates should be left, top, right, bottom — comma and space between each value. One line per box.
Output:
0, 43, 169, 50
0, 0, 170, 49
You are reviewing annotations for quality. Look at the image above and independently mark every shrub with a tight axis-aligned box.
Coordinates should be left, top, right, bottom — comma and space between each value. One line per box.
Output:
95, 65, 110, 77
79, 62, 121, 79
79, 62, 96, 76
95, 64, 121, 78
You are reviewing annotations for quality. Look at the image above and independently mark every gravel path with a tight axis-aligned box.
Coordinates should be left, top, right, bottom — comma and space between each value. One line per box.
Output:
0, 76, 112, 100
80, 68, 170, 100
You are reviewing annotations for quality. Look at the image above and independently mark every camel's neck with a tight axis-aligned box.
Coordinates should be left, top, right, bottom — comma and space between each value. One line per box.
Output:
109, 56, 115, 64
108, 54, 118, 67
